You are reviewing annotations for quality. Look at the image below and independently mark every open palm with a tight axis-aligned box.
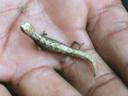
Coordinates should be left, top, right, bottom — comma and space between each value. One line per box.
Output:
0, 0, 128, 96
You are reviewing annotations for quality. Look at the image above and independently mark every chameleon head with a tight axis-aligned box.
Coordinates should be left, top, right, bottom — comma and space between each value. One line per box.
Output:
20, 22, 35, 36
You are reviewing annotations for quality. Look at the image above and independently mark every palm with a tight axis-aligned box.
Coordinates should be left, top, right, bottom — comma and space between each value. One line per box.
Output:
0, 0, 128, 96
0, 0, 92, 82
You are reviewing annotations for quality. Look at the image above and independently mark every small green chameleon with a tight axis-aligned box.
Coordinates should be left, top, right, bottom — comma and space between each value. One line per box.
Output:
20, 22, 96, 76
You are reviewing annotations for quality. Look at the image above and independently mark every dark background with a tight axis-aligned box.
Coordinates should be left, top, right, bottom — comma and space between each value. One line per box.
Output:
122, 0, 128, 11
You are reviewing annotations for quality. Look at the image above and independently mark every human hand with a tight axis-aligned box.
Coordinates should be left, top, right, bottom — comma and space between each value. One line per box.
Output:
0, 0, 128, 96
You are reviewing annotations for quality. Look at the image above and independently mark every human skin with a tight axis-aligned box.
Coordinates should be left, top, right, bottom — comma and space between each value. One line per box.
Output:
0, 0, 128, 96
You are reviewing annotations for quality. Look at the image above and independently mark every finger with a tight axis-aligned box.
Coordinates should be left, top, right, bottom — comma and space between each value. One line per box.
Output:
0, 84, 12, 96
87, 0, 128, 85
14, 67, 81, 96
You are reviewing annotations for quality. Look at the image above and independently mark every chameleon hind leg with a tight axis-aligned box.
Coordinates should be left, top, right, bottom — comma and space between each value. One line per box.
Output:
60, 41, 84, 63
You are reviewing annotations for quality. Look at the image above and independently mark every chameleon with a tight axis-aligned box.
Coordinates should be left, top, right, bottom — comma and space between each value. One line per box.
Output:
20, 22, 97, 76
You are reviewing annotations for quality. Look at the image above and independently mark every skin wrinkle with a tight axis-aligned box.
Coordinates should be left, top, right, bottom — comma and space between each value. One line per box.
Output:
0, 0, 31, 55
14, 66, 52, 86
19, 0, 33, 14
88, 1, 122, 20
101, 23, 128, 42
87, 14, 100, 35
87, 3, 123, 34
95, 20, 128, 50
0, 12, 21, 81
114, 21, 128, 32
0, 0, 33, 83
0, 9, 18, 41
0, 0, 31, 40
0, 8, 18, 15
1, 16, 19, 55
86, 72, 117, 96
